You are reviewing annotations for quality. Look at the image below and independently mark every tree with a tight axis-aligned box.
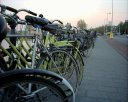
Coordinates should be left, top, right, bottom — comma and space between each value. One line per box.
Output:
117, 21, 128, 34
94, 26, 104, 35
77, 19, 87, 29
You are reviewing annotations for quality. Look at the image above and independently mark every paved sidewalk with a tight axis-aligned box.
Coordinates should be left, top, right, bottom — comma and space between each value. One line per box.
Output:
76, 36, 128, 102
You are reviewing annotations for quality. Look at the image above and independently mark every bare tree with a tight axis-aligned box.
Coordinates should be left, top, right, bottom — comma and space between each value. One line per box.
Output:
77, 19, 87, 29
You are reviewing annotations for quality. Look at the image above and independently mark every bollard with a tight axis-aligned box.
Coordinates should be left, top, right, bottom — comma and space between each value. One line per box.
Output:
110, 32, 113, 39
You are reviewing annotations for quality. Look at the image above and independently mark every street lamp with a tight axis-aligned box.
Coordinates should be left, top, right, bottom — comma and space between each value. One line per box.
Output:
111, 0, 113, 32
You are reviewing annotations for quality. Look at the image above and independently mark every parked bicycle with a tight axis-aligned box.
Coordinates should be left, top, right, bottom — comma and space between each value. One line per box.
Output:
0, 5, 75, 102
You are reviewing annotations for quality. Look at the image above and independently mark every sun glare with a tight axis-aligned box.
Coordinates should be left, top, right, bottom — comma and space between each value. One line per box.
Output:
23, 0, 101, 19
1, 0, 127, 27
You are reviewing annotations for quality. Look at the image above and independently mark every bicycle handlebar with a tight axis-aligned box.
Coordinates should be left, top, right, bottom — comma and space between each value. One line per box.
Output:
51, 20, 63, 24
14, 9, 37, 16
28, 10, 37, 16
0, 4, 18, 13
0, 4, 37, 16
6, 6, 18, 13
0, 4, 37, 25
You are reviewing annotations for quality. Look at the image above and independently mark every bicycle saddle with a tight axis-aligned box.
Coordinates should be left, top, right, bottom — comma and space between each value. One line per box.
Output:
0, 15, 7, 42
25, 15, 59, 34
42, 24, 59, 33
25, 15, 50, 26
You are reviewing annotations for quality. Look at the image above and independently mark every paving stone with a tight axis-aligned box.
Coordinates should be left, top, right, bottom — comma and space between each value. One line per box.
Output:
76, 96, 97, 102
97, 98, 121, 102
107, 92, 128, 101
86, 90, 108, 99
76, 37, 128, 102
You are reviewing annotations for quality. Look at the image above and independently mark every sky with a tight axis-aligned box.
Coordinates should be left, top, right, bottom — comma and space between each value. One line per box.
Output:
0, 0, 128, 28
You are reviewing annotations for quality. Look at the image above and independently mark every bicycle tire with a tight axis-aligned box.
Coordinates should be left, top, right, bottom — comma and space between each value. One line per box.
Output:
0, 70, 69, 102
37, 49, 79, 93
72, 48, 84, 85
54, 46, 84, 85
57, 46, 84, 85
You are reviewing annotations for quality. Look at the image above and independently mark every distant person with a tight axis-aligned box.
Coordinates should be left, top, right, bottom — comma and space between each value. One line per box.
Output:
93, 31, 97, 38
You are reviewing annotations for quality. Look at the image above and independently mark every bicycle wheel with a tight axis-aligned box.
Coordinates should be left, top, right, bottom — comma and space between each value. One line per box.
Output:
0, 70, 71, 102
72, 48, 84, 85
0, 55, 8, 72
37, 49, 79, 93
57, 46, 84, 85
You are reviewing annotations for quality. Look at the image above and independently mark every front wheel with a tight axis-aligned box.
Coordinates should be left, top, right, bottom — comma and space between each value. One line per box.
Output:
0, 70, 72, 102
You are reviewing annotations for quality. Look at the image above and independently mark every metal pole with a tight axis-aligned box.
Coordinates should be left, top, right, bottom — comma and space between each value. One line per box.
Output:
106, 13, 111, 32
106, 13, 108, 32
111, 0, 113, 32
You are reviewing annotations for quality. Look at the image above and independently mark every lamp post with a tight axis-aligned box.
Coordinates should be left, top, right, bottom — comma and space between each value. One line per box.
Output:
111, 0, 113, 32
